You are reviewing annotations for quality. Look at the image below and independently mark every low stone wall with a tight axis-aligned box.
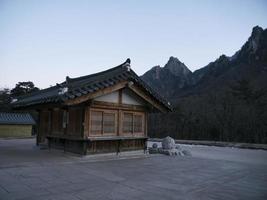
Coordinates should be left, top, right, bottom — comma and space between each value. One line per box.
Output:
149, 138, 267, 150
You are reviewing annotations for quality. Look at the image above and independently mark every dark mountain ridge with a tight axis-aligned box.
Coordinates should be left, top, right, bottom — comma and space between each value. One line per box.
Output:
144, 26, 267, 144
142, 26, 267, 102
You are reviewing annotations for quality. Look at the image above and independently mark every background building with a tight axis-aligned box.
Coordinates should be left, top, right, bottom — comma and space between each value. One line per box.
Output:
0, 112, 35, 138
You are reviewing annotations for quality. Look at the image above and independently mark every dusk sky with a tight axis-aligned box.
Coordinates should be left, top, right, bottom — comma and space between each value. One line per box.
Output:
1, 0, 267, 89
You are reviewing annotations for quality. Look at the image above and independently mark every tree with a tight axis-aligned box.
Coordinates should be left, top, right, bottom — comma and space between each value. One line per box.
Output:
230, 79, 266, 105
229, 79, 267, 143
10, 81, 39, 98
0, 88, 12, 111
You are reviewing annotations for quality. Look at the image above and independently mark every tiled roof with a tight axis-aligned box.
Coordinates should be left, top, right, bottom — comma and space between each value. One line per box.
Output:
0, 112, 35, 125
13, 59, 172, 111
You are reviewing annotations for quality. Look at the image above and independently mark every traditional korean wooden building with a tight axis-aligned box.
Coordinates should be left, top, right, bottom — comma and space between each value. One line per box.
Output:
13, 59, 171, 154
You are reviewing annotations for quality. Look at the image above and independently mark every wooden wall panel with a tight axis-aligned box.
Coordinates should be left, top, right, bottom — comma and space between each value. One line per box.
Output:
38, 110, 50, 143
87, 139, 146, 154
83, 107, 90, 138
67, 107, 83, 136
51, 109, 64, 135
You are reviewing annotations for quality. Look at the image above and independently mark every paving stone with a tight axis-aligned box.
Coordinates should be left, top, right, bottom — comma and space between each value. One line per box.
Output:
0, 138, 267, 200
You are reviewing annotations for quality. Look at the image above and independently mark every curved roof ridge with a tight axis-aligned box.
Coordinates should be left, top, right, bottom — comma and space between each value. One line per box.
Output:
67, 58, 131, 83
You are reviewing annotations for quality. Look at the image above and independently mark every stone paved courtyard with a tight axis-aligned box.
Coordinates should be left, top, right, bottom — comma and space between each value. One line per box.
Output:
0, 138, 267, 200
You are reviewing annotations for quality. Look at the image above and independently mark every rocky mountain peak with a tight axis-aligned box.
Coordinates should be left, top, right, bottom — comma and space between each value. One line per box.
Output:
164, 56, 192, 77
218, 54, 228, 61
229, 26, 266, 62
251, 26, 263, 38
141, 57, 192, 98
247, 26, 264, 53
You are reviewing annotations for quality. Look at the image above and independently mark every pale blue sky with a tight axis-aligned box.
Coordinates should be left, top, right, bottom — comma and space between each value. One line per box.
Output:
0, 0, 267, 89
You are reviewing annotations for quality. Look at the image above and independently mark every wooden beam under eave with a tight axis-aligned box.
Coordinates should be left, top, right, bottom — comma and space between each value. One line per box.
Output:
12, 102, 65, 111
128, 84, 169, 113
64, 81, 128, 106
91, 101, 147, 112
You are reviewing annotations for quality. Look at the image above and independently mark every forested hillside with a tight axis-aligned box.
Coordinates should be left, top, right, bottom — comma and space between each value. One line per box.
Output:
143, 26, 267, 143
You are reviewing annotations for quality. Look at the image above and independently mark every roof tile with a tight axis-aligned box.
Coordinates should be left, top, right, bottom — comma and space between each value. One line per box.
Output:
0, 112, 35, 125
13, 59, 172, 111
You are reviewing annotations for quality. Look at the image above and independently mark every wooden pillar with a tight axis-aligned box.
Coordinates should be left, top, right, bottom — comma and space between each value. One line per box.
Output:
48, 109, 52, 136
87, 107, 90, 137
81, 107, 85, 138
145, 112, 148, 137
118, 90, 122, 136
83, 106, 90, 138
36, 110, 41, 146
62, 108, 68, 136
117, 110, 121, 136
118, 89, 122, 104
